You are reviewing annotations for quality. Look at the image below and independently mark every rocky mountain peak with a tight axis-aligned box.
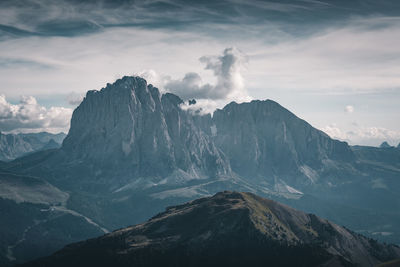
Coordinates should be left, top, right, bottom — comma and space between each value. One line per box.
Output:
211, 99, 354, 188
380, 141, 392, 148
60, 76, 231, 180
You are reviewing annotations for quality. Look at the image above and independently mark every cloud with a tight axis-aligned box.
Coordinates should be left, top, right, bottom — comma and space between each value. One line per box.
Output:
2, 0, 399, 41
0, 27, 228, 98
199, 47, 250, 101
345, 105, 354, 113
0, 94, 72, 133
322, 123, 400, 146
0, 0, 335, 39
180, 98, 222, 115
164, 72, 212, 99
162, 47, 251, 112
0, 57, 55, 69
134, 69, 167, 91
247, 16, 400, 94
2, 16, 400, 98
66, 92, 84, 106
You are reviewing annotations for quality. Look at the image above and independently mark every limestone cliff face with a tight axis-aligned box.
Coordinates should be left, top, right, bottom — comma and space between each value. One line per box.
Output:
211, 100, 354, 186
60, 76, 356, 189
62, 76, 231, 179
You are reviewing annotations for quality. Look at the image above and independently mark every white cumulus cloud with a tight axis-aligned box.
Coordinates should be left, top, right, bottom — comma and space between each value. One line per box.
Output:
164, 48, 251, 101
345, 105, 354, 113
66, 92, 84, 106
0, 95, 72, 133
322, 123, 400, 146
134, 69, 167, 91
143, 47, 252, 113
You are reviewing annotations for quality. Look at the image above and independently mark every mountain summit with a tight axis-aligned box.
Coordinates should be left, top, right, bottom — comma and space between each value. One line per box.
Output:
380, 141, 392, 148
22, 191, 400, 267
212, 99, 354, 188
61, 76, 231, 181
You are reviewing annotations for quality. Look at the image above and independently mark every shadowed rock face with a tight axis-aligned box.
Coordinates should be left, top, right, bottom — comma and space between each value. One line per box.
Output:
212, 100, 354, 186
61, 76, 231, 180
21, 192, 400, 267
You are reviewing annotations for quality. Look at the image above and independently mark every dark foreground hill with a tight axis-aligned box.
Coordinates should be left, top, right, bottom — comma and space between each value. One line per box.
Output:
21, 192, 400, 267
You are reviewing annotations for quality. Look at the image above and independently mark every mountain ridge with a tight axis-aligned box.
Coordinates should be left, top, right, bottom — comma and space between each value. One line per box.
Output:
1, 75, 400, 265
20, 191, 400, 267
0, 132, 66, 161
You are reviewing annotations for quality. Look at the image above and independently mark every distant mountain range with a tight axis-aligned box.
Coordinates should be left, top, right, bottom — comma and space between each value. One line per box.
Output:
20, 192, 400, 267
0, 132, 66, 161
1, 76, 400, 265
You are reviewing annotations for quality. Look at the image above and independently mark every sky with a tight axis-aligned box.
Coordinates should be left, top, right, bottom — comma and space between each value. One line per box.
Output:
0, 0, 400, 146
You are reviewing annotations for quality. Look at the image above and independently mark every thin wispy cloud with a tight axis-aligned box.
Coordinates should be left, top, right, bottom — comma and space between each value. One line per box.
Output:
247, 17, 400, 94
0, 58, 55, 69
2, 0, 399, 39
